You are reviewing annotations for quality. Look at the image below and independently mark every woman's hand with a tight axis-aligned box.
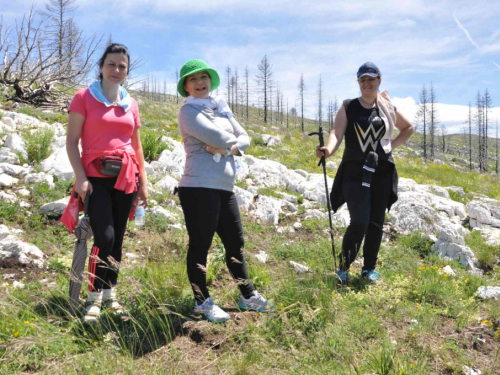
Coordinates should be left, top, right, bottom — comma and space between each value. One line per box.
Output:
137, 183, 148, 208
316, 145, 333, 159
75, 177, 93, 202
205, 145, 226, 155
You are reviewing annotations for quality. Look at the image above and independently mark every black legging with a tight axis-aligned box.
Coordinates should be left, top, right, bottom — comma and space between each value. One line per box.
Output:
178, 187, 255, 303
340, 161, 393, 272
87, 177, 136, 292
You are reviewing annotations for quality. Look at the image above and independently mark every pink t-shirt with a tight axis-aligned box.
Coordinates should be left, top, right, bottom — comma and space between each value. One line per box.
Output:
68, 88, 141, 177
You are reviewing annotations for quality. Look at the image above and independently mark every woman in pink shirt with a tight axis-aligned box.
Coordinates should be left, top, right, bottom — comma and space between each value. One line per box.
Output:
66, 43, 147, 322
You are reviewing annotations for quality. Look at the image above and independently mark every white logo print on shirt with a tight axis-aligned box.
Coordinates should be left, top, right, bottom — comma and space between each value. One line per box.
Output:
354, 122, 385, 153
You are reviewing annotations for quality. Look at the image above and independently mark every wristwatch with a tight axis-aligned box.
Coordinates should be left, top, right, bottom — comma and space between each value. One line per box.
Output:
226, 147, 232, 156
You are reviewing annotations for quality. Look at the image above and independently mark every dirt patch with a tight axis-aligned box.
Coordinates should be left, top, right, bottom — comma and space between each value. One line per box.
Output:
0, 258, 43, 283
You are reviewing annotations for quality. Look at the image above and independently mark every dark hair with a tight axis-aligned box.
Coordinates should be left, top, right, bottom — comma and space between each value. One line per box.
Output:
97, 43, 130, 81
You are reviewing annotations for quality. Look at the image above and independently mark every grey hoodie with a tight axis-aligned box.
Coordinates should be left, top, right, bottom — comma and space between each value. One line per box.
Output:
177, 104, 250, 192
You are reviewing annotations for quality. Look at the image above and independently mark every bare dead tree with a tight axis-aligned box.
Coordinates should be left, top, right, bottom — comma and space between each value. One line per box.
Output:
484, 89, 492, 167
38, 0, 78, 67
172, 68, 179, 104
226, 66, 231, 107
298, 73, 306, 132
468, 102, 473, 170
415, 84, 429, 162
428, 83, 439, 161
317, 74, 323, 128
439, 123, 447, 152
256, 55, 273, 123
233, 68, 239, 114
0, 6, 102, 106
496, 121, 499, 174
244, 65, 249, 120
475, 91, 485, 171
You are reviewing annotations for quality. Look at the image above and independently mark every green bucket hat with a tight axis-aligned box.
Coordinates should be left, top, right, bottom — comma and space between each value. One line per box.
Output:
177, 59, 220, 97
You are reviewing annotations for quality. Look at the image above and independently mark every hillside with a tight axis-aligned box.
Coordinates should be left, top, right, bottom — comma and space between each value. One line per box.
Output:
0, 95, 499, 375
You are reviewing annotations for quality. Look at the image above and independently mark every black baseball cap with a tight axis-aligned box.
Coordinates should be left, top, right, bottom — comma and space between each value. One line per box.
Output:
357, 62, 381, 79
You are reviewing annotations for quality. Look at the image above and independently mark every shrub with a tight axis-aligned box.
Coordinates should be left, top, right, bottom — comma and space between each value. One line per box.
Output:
141, 129, 168, 162
22, 128, 54, 163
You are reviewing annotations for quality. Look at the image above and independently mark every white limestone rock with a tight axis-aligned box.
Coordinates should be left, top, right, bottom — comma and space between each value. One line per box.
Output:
326, 161, 338, 170
0, 148, 19, 164
150, 206, 176, 221
476, 286, 500, 300
4, 134, 27, 158
261, 134, 281, 146
0, 173, 18, 187
234, 186, 255, 210
289, 261, 310, 273
39, 197, 69, 216
25, 172, 55, 189
40, 145, 76, 181
0, 163, 30, 177
155, 175, 178, 193
0, 225, 44, 268
431, 229, 478, 270
254, 251, 268, 263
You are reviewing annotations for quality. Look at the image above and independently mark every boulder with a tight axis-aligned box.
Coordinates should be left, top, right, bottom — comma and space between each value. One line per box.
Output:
0, 173, 18, 187
261, 134, 281, 146
0, 163, 30, 177
0, 148, 19, 164
476, 286, 500, 300
39, 197, 69, 216
40, 145, 75, 181
0, 225, 44, 268
155, 175, 178, 193
4, 134, 27, 158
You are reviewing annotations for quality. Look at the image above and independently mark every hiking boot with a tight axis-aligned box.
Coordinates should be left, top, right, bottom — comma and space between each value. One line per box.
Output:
194, 297, 230, 323
103, 288, 125, 314
362, 269, 381, 284
337, 269, 350, 283
83, 291, 102, 323
238, 291, 273, 312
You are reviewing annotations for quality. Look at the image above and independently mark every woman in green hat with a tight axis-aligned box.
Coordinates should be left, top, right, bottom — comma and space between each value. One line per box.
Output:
176, 59, 272, 323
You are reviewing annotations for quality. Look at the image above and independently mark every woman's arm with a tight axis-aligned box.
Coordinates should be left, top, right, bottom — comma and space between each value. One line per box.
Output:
391, 110, 414, 150
131, 127, 148, 207
66, 111, 93, 201
178, 106, 238, 149
316, 104, 348, 159
206, 116, 250, 157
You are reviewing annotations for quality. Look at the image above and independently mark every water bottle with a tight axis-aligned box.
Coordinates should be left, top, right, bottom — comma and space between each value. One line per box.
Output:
135, 203, 145, 226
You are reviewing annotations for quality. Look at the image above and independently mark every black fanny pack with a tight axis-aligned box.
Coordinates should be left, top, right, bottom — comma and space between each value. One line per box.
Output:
93, 156, 123, 176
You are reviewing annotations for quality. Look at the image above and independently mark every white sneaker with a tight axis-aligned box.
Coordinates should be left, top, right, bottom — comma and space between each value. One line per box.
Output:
83, 291, 102, 322
238, 291, 273, 312
194, 297, 230, 323
102, 288, 125, 314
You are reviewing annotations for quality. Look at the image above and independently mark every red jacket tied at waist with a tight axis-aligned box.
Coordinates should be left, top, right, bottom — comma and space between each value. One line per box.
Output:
60, 147, 139, 232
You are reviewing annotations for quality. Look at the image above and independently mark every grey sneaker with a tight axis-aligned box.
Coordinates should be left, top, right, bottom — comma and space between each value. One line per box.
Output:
194, 297, 230, 323
238, 291, 273, 312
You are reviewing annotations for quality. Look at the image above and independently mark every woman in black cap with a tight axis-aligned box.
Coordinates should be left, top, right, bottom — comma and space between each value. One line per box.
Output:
316, 62, 414, 283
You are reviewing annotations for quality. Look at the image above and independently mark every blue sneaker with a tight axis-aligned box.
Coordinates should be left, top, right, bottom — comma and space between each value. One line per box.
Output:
362, 270, 381, 283
238, 291, 273, 312
337, 269, 349, 283
194, 297, 230, 323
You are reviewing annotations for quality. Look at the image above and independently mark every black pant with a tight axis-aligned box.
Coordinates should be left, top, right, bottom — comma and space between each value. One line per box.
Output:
178, 187, 255, 303
87, 177, 136, 292
340, 161, 393, 272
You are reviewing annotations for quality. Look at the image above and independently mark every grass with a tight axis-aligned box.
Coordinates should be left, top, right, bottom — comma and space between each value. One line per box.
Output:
1, 93, 500, 374
21, 127, 55, 163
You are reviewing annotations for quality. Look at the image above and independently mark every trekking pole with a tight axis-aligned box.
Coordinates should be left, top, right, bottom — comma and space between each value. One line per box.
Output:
309, 125, 337, 270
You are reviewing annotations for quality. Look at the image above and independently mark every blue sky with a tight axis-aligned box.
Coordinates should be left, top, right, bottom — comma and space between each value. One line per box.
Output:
2, 0, 500, 133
